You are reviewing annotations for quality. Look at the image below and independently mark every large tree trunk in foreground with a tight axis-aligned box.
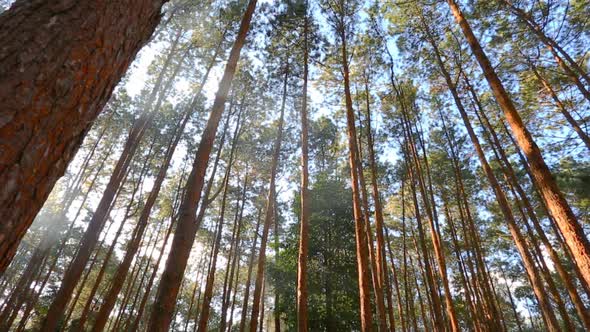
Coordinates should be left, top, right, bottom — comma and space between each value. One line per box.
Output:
0, 0, 166, 272
147, 1, 257, 329
447, 0, 590, 291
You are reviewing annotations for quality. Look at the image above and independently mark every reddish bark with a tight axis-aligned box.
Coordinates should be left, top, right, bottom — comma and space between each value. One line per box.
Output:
239, 209, 262, 332
147, 1, 257, 329
339, 24, 374, 332
468, 76, 590, 329
447, 0, 590, 292
362, 78, 398, 332
40, 28, 184, 330
0, 0, 166, 272
249, 61, 288, 332
220, 171, 249, 332
197, 109, 243, 332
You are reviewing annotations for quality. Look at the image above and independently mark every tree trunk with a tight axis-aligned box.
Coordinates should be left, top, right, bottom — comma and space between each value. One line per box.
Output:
442, 199, 479, 331
197, 108, 243, 332
406, 113, 459, 331
405, 161, 445, 331
527, 60, 590, 150
469, 76, 590, 329
339, 25, 374, 332
249, 60, 288, 332
90, 62, 220, 330
424, 15, 562, 329
499, 265, 525, 332
355, 106, 388, 332
0, 0, 167, 272
239, 208, 263, 332
147, 1, 257, 329
184, 257, 206, 332
227, 241, 243, 332
76, 139, 153, 329
447, 0, 590, 290
40, 28, 185, 330
129, 213, 176, 331
274, 202, 281, 332
296, 5, 310, 331
220, 169, 249, 332
362, 76, 398, 332
440, 114, 500, 328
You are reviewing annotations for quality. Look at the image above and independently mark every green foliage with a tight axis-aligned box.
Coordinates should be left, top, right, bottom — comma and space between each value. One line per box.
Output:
270, 174, 360, 331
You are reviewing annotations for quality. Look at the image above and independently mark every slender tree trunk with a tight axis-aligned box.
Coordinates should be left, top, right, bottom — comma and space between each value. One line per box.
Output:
355, 105, 388, 332
442, 199, 479, 331
148, 2, 257, 329
447, 0, 590, 290
363, 76, 398, 332
499, 0, 590, 87
76, 140, 153, 329
296, 5, 310, 331
0, 242, 50, 325
91, 141, 183, 327
0, 1, 167, 271
129, 213, 176, 331
274, 202, 281, 332
384, 228, 405, 332
40, 29, 185, 330
249, 60, 288, 332
405, 161, 445, 331
527, 60, 590, 150
400, 178, 419, 332
498, 118, 590, 299
339, 25, 374, 332
499, 265, 524, 332
258, 274, 266, 332
440, 115, 500, 328
227, 243, 243, 332
408, 245, 430, 331
424, 16, 562, 329
184, 257, 206, 332
90, 73, 214, 331
197, 109, 243, 332
408, 114, 460, 332
239, 209, 262, 332
469, 77, 590, 329
124, 180, 190, 331
220, 170, 249, 332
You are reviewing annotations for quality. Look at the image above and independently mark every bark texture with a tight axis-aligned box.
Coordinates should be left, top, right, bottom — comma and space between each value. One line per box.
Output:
0, 0, 166, 272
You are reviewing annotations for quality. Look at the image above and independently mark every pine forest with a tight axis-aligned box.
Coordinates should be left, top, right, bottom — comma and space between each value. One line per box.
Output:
0, 0, 589, 330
